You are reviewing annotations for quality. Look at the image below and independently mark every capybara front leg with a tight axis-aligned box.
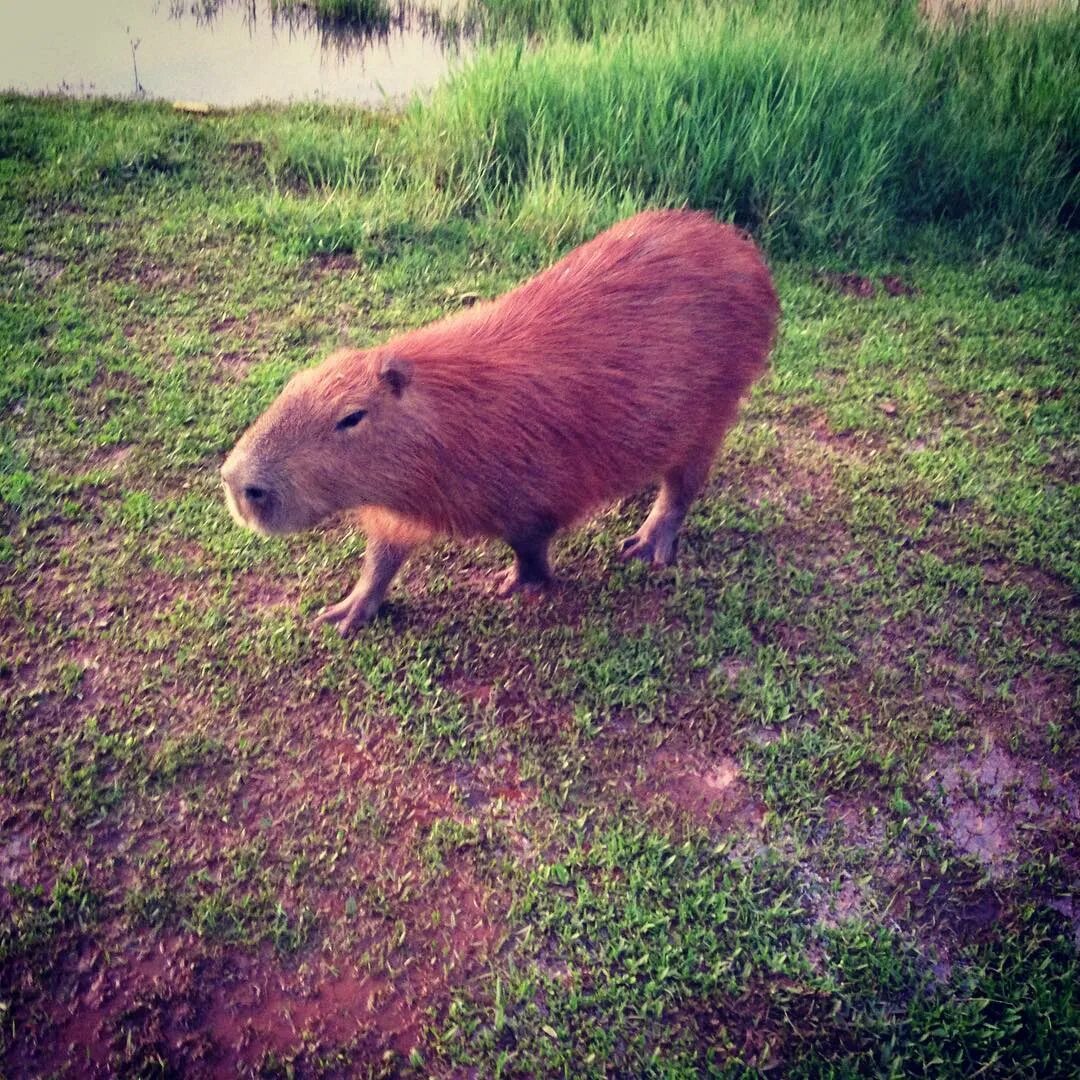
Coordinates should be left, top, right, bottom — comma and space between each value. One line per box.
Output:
620, 450, 713, 568
498, 522, 556, 597
314, 538, 412, 635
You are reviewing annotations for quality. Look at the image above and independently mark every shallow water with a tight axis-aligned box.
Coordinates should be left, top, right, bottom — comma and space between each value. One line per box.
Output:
0, 0, 466, 108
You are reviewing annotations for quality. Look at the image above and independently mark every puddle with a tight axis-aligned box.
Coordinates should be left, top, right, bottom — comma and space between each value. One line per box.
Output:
2, 0, 470, 107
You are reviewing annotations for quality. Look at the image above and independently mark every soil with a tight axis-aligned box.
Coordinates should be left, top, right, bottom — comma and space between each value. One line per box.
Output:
634, 743, 767, 834
928, 743, 1079, 878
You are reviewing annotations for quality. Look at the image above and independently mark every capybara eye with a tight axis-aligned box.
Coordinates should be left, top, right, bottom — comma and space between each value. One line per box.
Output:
336, 410, 366, 430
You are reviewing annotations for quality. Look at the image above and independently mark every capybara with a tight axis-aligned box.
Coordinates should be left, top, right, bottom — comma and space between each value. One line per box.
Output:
221, 209, 778, 633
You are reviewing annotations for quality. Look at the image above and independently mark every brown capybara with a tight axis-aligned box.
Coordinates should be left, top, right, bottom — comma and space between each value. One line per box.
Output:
221, 209, 778, 633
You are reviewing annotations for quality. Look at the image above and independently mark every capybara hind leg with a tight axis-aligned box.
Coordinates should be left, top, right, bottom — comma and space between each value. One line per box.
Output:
620, 450, 713, 568
314, 538, 412, 635
498, 523, 556, 597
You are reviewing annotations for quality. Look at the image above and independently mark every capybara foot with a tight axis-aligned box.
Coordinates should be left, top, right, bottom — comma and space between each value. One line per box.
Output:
619, 525, 680, 568
313, 593, 382, 636
496, 566, 551, 599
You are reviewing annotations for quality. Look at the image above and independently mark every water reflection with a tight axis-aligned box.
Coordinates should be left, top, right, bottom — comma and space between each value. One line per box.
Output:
1, 0, 469, 107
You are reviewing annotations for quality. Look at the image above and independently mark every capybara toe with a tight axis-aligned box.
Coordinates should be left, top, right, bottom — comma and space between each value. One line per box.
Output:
496, 568, 550, 599
620, 532, 678, 568
314, 597, 379, 636
619, 534, 654, 563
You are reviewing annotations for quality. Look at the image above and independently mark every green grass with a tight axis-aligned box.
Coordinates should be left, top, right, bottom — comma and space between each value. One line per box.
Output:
405, 0, 1079, 253
1, 1, 1079, 1073
432, 829, 1080, 1076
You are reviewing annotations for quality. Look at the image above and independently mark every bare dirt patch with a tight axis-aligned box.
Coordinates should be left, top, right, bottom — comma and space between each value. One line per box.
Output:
194, 870, 498, 1070
203, 960, 411, 1063
4, 708, 509, 1076
1047, 896, 1080, 948
0, 826, 33, 887
100, 249, 171, 289
20, 253, 66, 282
307, 252, 362, 277
214, 350, 257, 381
979, 559, 1073, 598
823, 794, 888, 849
24, 903, 497, 1079
1010, 668, 1073, 730
924, 650, 978, 713
926, 742, 1079, 877
232, 573, 298, 612
209, 311, 263, 340
813, 877, 866, 929
634, 744, 766, 834
455, 749, 537, 812
813, 271, 919, 299
81, 445, 134, 476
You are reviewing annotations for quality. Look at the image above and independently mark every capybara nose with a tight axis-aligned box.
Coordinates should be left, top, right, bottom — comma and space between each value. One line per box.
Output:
220, 458, 269, 509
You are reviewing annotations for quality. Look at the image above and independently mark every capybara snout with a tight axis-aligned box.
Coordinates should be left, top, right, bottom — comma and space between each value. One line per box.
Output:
224, 209, 779, 633
220, 353, 415, 537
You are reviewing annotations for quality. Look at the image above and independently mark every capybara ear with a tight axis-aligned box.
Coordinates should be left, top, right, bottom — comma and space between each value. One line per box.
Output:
379, 355, 412, 397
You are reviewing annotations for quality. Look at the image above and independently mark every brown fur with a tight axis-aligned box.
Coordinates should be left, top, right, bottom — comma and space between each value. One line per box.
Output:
222, 210, 778, 631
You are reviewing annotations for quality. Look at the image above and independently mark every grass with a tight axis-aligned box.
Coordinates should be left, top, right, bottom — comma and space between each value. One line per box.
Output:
1, 0, 1079, 1073
405, 0, 1079, 253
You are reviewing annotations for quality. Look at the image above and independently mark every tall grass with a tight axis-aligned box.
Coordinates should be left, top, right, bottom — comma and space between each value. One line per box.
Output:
470, 0, 694, 39
403, 0, 1080, 252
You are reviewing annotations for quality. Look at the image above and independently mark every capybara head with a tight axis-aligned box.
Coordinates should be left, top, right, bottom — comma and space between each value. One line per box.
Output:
221, 348, 413, 535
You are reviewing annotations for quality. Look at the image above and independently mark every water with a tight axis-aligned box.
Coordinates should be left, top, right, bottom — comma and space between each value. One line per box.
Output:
0, 0, 467, 107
